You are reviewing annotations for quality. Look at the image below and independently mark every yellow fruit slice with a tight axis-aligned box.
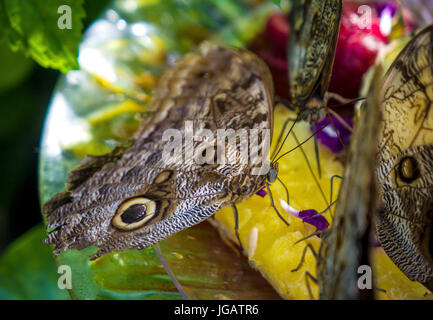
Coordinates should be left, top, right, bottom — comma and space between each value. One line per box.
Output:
211, 105, 433, 300
212, 105, 342, 299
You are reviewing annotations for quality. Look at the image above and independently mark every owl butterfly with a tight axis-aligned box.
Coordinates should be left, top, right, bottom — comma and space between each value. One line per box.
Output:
292, 65, 382, 300
375, 25, 433, 292
288, 0, 346, 178
288, 0, 343, 122
43, 42, 280, 260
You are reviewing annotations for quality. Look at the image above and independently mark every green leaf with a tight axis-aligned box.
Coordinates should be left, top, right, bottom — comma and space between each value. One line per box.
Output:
0, 224, 70, 300
2, 0, 86, 73
0, 37, 33, 94
0, 1, 9, 39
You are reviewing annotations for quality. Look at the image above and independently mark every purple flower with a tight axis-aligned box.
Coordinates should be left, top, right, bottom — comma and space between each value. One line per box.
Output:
375, 1, 399, 18
280, 200, 330, 235
256, 188, 267, 197
311, 115, 352, 154
298, 209, 330, 232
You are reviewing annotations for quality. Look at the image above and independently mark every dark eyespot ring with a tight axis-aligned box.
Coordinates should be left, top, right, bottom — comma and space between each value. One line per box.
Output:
112, 197, 156, 231
398, 156, 420, 183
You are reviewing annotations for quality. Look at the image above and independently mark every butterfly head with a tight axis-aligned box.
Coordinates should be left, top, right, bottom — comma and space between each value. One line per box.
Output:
267, 162, 279, 183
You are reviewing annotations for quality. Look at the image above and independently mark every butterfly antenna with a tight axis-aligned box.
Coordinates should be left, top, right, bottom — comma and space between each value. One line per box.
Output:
290, 131, 329, 207
277, 176, 290, 205
154, 243, 190, 300
266, 184, 290, 227
271, 111, 302, 162
273, 121, 328, 164
271, 115, 292, 160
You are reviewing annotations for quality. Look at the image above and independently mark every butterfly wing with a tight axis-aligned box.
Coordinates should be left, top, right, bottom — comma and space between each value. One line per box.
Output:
376, 144, 433, 290
317, 66, 382, 299
378, 26, 433, 160
43, 43, 274, 260
288, 0, 342, 107
376, 25, 433, 291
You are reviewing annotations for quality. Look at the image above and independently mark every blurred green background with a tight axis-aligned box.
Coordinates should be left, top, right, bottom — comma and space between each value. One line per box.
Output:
0, 1, 111, 299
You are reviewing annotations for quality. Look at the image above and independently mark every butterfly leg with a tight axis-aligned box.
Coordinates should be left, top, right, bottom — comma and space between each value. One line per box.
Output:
266, 184, 290, 227
322, 109, 351, 157
305, 271, 318, 300
292, 230, 324, 245
329, 174, 343, 204
291, 132, 329, 206
232, 204, 244, 251
328, 174, 343, 219
291, 243, 318, 272
325, 107, 353, 132
276, 176, 290, 205
374, 287, 387, 295
324, 91, 363, 107
322, 93, 354, 155
291, 243, 319, 300
154, 243, 190, 300
314, 132, 322, 178
308, 174, 343, 220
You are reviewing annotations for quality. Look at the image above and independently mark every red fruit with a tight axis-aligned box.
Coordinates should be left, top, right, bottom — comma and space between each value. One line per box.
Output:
265, 13, 289, 52
254, 2, 393, 101
328, 3, 388, 100
254, 12, 290, 99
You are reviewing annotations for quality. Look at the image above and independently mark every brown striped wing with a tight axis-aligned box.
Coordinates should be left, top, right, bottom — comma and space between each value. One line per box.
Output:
288, 0, 342, 108
376, 25, 433, 291
43, 43, 275, 260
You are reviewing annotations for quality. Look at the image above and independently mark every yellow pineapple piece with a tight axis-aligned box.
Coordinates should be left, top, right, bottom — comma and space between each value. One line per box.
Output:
213, 105, 342, 299
212, 105, 433, 300
373, 249, 433, 300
